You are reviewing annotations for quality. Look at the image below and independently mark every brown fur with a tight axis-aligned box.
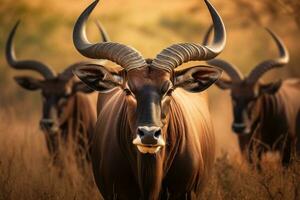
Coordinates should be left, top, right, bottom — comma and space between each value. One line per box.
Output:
63, 92, 97, 157
47, 88, 97, 165
238, 79, 300, 164
91, 68, 215, 199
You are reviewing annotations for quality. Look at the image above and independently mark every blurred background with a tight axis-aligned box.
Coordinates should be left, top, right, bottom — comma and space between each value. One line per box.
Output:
0, 0, 299, 198
1, 0, 299, 154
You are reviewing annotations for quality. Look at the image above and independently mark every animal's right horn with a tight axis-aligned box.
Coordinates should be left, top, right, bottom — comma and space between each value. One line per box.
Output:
73, 0, 147, 71
5, 21, 56, 79
151, 0, 226, 72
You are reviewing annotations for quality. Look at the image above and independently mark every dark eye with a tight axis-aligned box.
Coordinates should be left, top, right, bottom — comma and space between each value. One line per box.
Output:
166, 88, 174, 96
124, 88, 132, 96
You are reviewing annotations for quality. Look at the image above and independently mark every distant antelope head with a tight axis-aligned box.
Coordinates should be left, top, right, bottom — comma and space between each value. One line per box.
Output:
204, 27, 289, 135
73, 0, 225, 154
5, 21, 108, 154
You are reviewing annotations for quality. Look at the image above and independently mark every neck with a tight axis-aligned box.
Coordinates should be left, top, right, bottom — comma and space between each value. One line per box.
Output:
119, 98, 185, 200
61, 93, 95, 137
137, 153, 164, 200
256, 93, 285, 135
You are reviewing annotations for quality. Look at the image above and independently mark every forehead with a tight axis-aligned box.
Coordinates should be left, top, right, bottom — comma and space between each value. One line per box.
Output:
127, 67, 171, 89
231, 81, 256, 99
41, 79, 70, 95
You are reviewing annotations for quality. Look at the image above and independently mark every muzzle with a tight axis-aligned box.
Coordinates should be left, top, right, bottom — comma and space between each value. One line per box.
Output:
232, 123, 250, 135
132, 126, 165, 154
40, 119, 59, 133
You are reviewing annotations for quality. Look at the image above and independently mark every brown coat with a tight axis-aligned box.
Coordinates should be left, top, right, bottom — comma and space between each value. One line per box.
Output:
238, 79, 300, 163
92, 89, 215, 199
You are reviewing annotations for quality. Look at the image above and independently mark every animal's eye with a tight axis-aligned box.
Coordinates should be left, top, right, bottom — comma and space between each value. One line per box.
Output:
166, 88, 174, 96
124, 88, 132, 96
161, 81, 173, 95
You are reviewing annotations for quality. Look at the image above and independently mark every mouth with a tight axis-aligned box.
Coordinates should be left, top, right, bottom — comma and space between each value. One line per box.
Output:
44, 127, 59, 132
40, 126, 60, 134
232, 123, 247, 134
136, 145, 162, 154
132, 136, 165, 154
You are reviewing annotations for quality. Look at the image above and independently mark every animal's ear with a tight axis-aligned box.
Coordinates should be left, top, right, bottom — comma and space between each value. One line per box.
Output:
72, 81, 94, 94
215, 78, 232, 90
73, 64, 123, 93
14, 76, 42, 91
259, 80, 282, 95
174, 66, 222, 92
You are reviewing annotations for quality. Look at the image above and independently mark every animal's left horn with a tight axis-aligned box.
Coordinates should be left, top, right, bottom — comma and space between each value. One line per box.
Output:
152, 0, 226, 72
247, 28, 289, 84
73, 0, 147, 71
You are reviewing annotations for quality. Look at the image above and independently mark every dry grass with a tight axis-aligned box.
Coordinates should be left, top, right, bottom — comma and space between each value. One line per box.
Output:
0, 0, 300, 199
201, 155, 300, 200
0, 108, 102, 200
1, 0, 299, 155
0, 107, 299, 200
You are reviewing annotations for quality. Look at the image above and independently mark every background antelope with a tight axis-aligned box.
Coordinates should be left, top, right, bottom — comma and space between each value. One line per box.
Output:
5, 20, 109, 167
204, 26, 300, 165
1, 0, 300, 198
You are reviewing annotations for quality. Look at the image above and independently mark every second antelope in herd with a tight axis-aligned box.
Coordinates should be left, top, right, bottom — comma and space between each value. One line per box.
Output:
204, 27, 300, 165
5, 20, 108, 166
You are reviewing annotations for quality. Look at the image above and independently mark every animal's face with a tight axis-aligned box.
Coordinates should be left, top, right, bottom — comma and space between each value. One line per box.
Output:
207, 27, 288, 135
125, 69, 173, 154
222, 79, 282, 134
74, 63, 221, 154
14, 76, 92, 134
230, 81, 259, 134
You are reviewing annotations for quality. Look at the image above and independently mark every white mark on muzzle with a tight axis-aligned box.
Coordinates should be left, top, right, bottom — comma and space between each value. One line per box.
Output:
132, 134, 165, 154
233, 123, 246, 128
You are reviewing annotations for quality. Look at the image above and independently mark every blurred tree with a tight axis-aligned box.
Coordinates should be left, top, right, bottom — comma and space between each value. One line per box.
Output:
278, 0, 300, 27
233, 0, 300, 28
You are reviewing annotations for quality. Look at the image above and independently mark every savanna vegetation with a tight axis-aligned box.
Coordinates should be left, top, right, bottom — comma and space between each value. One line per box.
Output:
0, 0, 299, 199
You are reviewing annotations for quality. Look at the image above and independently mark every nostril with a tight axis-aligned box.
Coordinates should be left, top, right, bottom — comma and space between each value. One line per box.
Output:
138, 129, 145, 137
154, 129, 161, 138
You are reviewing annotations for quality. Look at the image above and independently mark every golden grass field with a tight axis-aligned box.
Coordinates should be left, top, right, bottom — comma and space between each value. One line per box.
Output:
0, 0, 300, 199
